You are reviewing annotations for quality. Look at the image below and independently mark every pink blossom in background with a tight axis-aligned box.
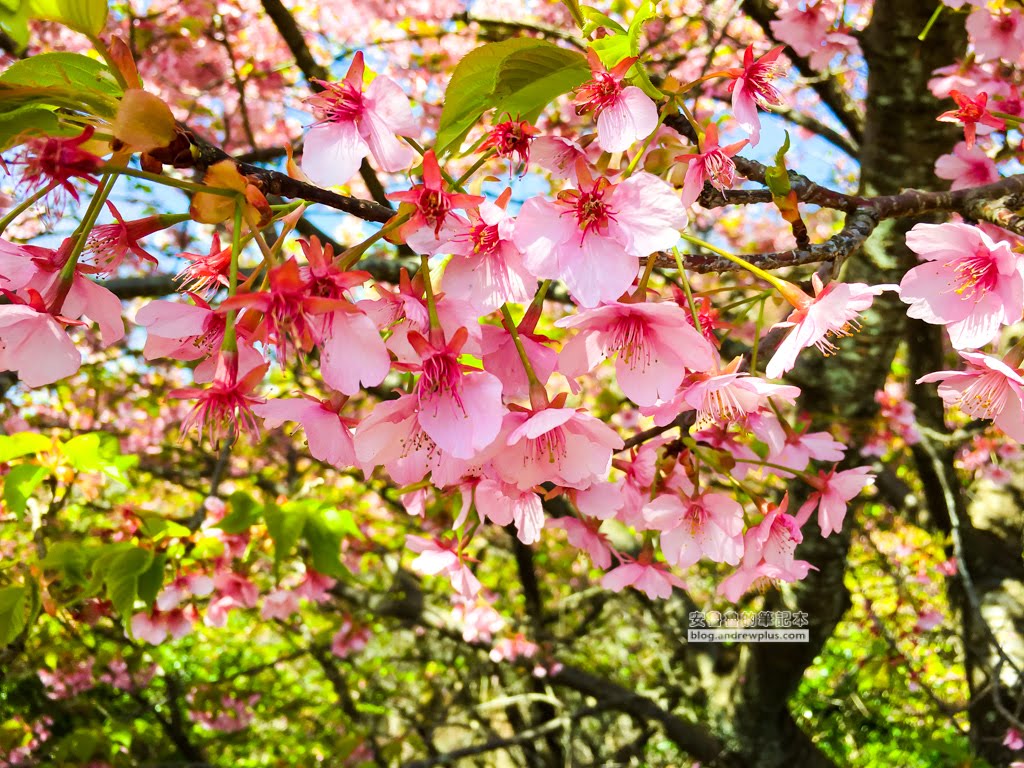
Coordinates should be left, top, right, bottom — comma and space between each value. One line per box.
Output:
557, 300, 715, 406
602, 554, 687, 599
331, 617, 371, 658
918, 350, 1024, 441
574, 49, 658, 153
769, 1, 836, 58
301, 51, 417, 186
934, 142, 999, 190
796, 466, 876, 537
546, 515, 613, 569
899, 222, 1024, 350
966, 8, 1024, 63
260, 589, 300, 621
406, 536, 481, 599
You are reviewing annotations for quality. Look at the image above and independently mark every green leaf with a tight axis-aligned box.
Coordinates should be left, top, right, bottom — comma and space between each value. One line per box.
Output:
435, 39, 589, 155
105, 547, 153, 619
30, 0, 108, 36
303, 507, 359, 578
2, 463, 49, 519
590, 1, 661, 98
41, 542, 88, 584
0, 51, 122, 98
63, 432, 136, 485
0, 585, 28, 646
136, 553, 166, 609
0, 2, 29, 52
0, 103, 75, 152
218, 490, 262, 534
139, 517, 191, 541
0, 432, 51, 463
264, 503, 307, 575
765, 132, 792, 197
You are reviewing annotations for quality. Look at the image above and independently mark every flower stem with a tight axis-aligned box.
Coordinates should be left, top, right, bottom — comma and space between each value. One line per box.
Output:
672, 247, 703, 334
52, 173, 115, 311
678, 232, 791, 292
917, 4, 943, 42
420, 254, 442, 333
453, 149, 495, 190
221, 199, 245, 354
750, 294, 767, 373
101, 164, 238, 197
634, 256, 658, 297
0, 183, 54, 237
499, 303, 546, 405
338, 210, 411, 270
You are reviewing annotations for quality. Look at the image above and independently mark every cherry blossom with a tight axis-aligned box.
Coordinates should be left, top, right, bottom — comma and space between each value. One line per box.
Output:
171, 348, 269, 444
0, 291, 81, 387
796, 466, 876, 537
917, 350, 1024, 441
513, 166, 687, 307
644, 491, 745, 567
934, 142, 1000, 190
766, 274, 896, 379
301, 51, 417, 186
899, 222, 1024, 350
965, 8, 1024, 63
574, 49, 658, 153
253, 396, 357, 469
557, 300, 715, 406
726, 45, 787, 146
676, 122, 748, 208
937, 90, 1005, 149
602, 553, 687, 600
718, 498, 815, 601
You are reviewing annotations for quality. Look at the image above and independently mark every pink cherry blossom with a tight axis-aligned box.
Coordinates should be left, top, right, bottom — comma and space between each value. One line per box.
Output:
557, 300, 715, 406
807, 31, 862, 71
899, 222, 1024, 350
493, 403, 624, 491
480, 324, 557, 402
934, 142, 999, 190
489, 633, 539, 662
170, 348, 269, 444
546, 516, 613, 569
1004, 728, 1024, 751
766, 274, 896, 379
355, 393, 457, 485
751, 413, 846, 475
718, 499, 815, 601
474, 477, 544, 545
294, 571, 337, 603
602, 553, 687, 600
135, 296, 224, 362
451, 599, 505, 644
574, 49, 658, 153
769, 2, 836, 58
253, 396, 357, 469
176, 234, 232, 297
388, 150, 483, 244
436, 198, 535, 312
644, 491, 744, 567
917, 350, 1024, 441
0, 239, 50, 291
405, 536, 480, 599
726, 45, 787, 146
937, 90, 1005, 149
664, 356, 800, 431
796, 466, 875, 537
84, 202, 166, 272
514, 168, 687, 307
676, 123, 748, 207
301, 51, 417, 186
331, 617, 371, 658
531, 135, 589, 182
260, 589, 300, 621
408, 329, 503, 460
0, 293, 81, 387
966, 8, 1024, 63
